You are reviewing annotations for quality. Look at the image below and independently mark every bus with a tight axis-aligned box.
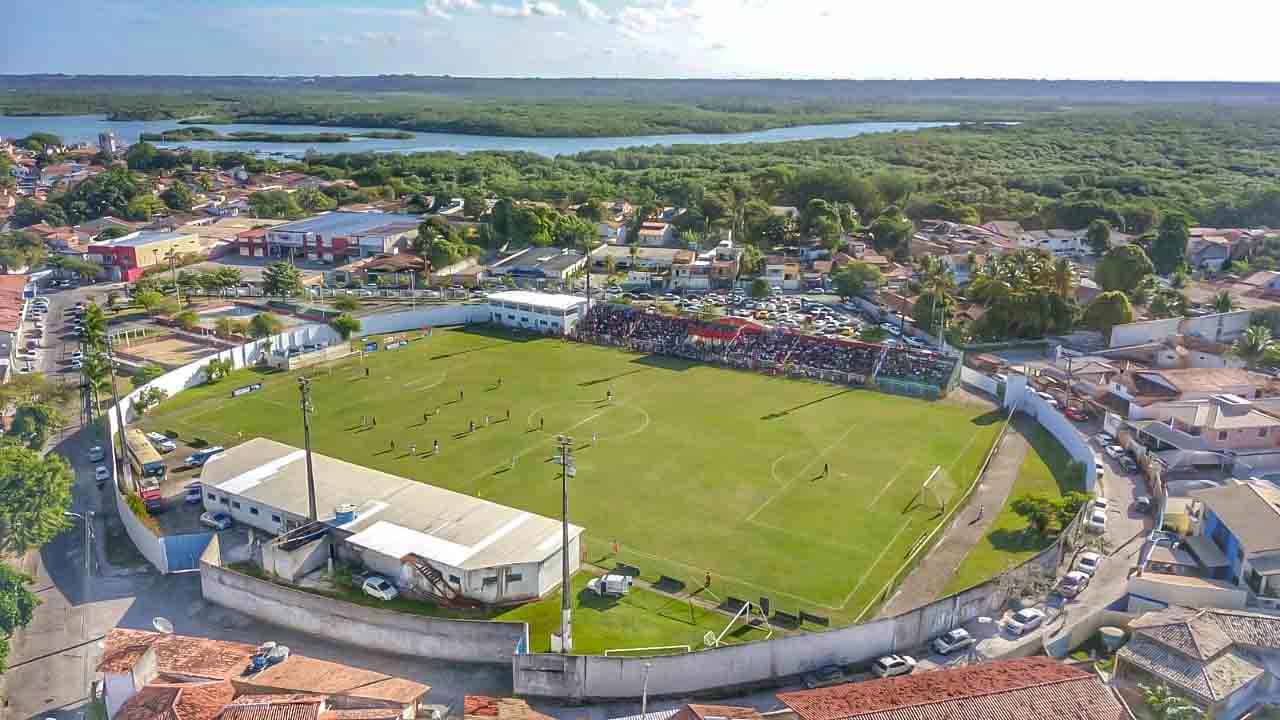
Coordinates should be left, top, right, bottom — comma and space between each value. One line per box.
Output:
124, 428, 167, 483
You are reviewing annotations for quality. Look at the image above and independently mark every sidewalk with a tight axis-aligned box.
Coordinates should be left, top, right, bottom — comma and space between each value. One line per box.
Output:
878, 421, 1030, 617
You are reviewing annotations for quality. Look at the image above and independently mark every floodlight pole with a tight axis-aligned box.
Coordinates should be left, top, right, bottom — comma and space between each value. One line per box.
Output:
298, 377, 318, 521
558, 434, 574, 652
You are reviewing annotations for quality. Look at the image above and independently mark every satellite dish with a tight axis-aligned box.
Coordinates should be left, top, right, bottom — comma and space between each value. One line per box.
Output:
703, 631, 718, 648
153, 617, 174, 634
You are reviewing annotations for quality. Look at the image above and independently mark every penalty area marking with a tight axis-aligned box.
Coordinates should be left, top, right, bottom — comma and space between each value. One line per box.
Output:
745, 419, 862, 522
404, 369, 448, 391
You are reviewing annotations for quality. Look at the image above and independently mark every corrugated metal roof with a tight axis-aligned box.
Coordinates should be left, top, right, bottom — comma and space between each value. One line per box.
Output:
202, 438, 582, 571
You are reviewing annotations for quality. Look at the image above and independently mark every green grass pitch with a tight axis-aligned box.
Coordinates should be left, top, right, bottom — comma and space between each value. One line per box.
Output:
143, 327, 1004, 627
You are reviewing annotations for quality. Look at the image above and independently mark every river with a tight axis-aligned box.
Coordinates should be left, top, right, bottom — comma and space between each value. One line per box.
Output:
0, 115, 957, 158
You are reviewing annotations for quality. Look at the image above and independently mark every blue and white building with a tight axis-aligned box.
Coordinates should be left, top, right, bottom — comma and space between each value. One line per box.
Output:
1192, 483, 1280, 607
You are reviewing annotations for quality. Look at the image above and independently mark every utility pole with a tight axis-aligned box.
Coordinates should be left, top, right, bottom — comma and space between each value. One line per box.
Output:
556, 433, 575, 652
168, 250, 181, 308
640, 661, 653, 719
102, 324, 128, 478
65, 510, 94, 581
297, 377, 318, 521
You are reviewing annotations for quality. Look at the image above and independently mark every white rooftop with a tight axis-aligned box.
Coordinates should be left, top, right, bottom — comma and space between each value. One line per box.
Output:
201, 438, 583, 571
487, 290, 587, 311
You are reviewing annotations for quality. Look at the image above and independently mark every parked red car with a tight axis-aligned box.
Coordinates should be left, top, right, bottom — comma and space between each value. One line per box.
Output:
1064, 407, 1089, 422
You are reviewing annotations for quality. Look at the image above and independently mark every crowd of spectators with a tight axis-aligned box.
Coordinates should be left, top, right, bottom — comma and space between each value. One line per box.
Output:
574, 304, 956, 391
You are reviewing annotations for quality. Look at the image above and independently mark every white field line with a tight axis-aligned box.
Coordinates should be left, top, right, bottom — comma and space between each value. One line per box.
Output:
745, 420, 862, 522
866, 462, 919, 510
839, 518, 915, 608
747, 517, 874, 559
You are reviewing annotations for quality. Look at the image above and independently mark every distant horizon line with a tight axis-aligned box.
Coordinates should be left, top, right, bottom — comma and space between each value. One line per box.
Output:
3, 73, 1280, 84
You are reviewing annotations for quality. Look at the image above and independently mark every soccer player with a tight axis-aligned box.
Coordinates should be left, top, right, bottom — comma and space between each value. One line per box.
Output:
433, 439, 439, 454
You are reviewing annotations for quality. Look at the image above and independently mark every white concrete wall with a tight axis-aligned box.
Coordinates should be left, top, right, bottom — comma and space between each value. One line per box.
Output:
357, 305, 488, 337
200, 537, 526, 664
960, 365, 999, 396
1016, 384, 1098, 493
1109, 310, 1253, 348
1128, 575, 1248, 610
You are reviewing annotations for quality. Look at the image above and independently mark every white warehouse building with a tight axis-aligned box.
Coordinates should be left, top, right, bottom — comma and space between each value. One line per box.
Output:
198, 438, 583, 605
486, 291, 589, 335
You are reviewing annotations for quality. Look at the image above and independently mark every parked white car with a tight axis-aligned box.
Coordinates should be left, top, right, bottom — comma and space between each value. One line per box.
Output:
1104, 444, 1125, 460
871, 654, 916, 678
362, 575, 399, 601
1058, 571, 1090, 598
932, 628, 976, 655
94, 465, 110, 482
200, 512, 233, 531
145, 431, 177, 453
1006, 607, 1046, 636
1087, 508, 1108, 533
1076, 551, 1102, 576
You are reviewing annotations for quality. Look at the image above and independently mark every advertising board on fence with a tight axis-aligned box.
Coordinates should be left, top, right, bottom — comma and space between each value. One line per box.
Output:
231, 383, 262, 398
364, 342, 378, 353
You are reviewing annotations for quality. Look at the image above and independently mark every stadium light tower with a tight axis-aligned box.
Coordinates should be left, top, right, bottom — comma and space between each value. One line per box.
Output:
556, 433, 575, 652
297, 377, 318, 522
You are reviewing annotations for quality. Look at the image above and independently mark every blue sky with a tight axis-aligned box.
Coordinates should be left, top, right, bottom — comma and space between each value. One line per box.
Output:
4, 0, 1278, 80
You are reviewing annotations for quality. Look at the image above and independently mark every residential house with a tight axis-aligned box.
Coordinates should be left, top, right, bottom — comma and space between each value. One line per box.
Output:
1189, 235, 1234, 271
1128, 394, 1280, 460
1115, 606, 1280, 719
1104, 367, 1276, 418
96, 628, 428, 720
1190, 483, 1280, 604
489, 247, 586, 282
778, 656, 1131, 720
764, 255, 802, 291
589, 245, 690, 272
636, 222, 674, 247
0, 274, 28, 373
464, 696, 556, 720
709, 240, 742, 289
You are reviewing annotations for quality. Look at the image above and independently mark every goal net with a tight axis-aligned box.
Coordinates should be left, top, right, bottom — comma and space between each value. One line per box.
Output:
904, 465, 957, 517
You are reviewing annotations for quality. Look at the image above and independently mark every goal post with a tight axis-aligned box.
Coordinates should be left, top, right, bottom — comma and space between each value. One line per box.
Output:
904, 465, 950, 515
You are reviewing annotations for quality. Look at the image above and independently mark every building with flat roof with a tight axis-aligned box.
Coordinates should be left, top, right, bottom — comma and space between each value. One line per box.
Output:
198, 438, 583, 605
88, 230, 206, 282
489, 247, 587, 281
252, 212, 421, 263
1190, 482, 1280, 601
486, 291, 588, 335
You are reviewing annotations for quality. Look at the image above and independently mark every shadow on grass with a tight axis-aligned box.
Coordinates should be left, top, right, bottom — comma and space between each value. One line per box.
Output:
987, 526, 1056, 553
455, 326, 545, 343
1014, 415, 1083, 495
761, 388, 854, 420
579, 368, 648, 387
630, 354, 699, 372
970, 408, 1008, 426
431, 342, 508, 361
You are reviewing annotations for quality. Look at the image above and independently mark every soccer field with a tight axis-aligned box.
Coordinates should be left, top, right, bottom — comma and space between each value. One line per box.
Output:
144, 327, 1004, 625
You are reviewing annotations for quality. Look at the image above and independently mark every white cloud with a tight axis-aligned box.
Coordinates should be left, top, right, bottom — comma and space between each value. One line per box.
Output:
490, 1, 565, 18
423, 0, 478, 20
577, 0, 608, 20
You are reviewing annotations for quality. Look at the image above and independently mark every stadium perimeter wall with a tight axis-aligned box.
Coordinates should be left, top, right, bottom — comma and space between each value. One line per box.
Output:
1006, 375, 1098, 493
199, 535, 527, 664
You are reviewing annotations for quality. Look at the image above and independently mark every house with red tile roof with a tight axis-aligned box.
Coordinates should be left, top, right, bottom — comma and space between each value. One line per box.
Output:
463, 696, 555, 720
96, 629, 429, 720
777, 657, 1131, 720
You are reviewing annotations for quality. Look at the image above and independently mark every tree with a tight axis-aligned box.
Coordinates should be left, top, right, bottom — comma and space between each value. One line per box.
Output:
1083, 291, 1135, 339
329, 313, 362, 340
1149, 289, 1189, 319
136, 365, 166, 385
133, 386, 169, 414
11, 198, 68, 228
0, 562, 40, 672
1011, 493, 1057, 536
1138, 684, 1204, 720
249, 191, 305, 220
136, 289, 178, 317
462, 188, 486, 219
1212, 291, 1236, 314
262, 262, 303, 299
295, 187, 337, 213
204, 358, 233, 384
966, 250, 1076, 340
6, 402, 64, 449
1151, 213, 1191, 275
750, 278, 771, 299
912, 287, 956, 334
333, 294, 359, 312
868, 207, 912, 255
249, 312, 284, 339
160, 182, 195, 212
1230, 325, 1278, 367
1096, 245, 1155, 293
0, 446, 73, 556
832, 261, 882, 298
1085, 218, 1112, 256
126, 194, 166, 221
61, 257, 102, 283
173, 310, 199, 332
1055, 491, 1092, 530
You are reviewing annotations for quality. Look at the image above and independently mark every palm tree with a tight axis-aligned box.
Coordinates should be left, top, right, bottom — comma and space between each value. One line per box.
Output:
1230, 325, 1277, 367
1212, 290, 1235, 314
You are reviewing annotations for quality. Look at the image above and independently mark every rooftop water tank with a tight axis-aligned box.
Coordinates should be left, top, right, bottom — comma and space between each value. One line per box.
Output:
333, 503, 358, 525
